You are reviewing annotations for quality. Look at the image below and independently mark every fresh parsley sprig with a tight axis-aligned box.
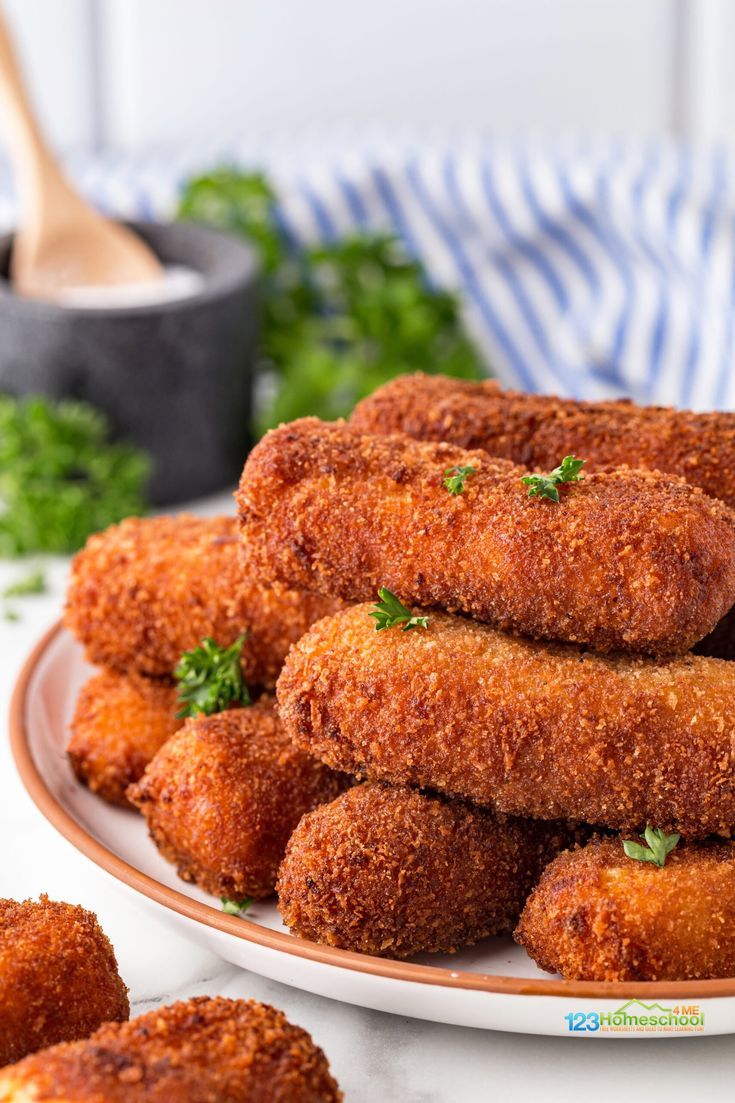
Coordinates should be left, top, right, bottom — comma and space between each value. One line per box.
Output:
623, 826, 680, 868
2, 568, 47, 623
175, 635, 250, 719
221, 896, 253, 916
443, 465, 477, 495
521, 455, 585, 503
369, 588, 429, 633
2, 569, 46, 599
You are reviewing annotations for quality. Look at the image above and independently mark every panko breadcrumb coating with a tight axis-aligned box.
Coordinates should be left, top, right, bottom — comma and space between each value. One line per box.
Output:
0, 996, 342, 1102
65, 514, 341, 685
277, 604, 735, 838
350, 371, 735, 509
277, 782, 583, 958
0, 896, 128, 1067
68, 669, 179, 806
127, 697, 347, 899
515, 837, 735, 982
237, 418, 735, 656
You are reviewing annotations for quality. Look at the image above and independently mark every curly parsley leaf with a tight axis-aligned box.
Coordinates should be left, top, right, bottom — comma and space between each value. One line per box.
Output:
2, 568, 47, 622
2, 569, 46, 598
175, 635, 250, 719
177, 170, 487, 435
521, 454, 585, 503
369, 588, 430, 633
221, 896, 253, 916
0, 396, 149, 556
443, 464, 477, 496
623, 825, 680, 868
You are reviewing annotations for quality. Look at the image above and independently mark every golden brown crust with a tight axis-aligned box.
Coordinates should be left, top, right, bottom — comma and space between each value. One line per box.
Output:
0, 897, 129, 1067
0, 996, 342, 1101
67, 670, 180, 807
515, 837, 735, 982
127, 697, 347, 899
276, 604, 735, 838
350, 371, 735, 509
277, 782, 583, 958
237, 418, 735, 656
64, 514, 341, 685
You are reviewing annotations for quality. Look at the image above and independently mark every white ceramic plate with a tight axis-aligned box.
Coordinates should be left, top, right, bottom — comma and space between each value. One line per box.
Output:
11, 624, 735, 1037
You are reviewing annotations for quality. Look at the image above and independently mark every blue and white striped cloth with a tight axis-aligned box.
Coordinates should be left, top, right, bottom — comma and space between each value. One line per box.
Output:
1, 135, 733, 410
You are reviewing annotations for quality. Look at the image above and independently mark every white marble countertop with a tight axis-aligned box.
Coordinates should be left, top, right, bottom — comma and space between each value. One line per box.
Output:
1, 514, 734, 1102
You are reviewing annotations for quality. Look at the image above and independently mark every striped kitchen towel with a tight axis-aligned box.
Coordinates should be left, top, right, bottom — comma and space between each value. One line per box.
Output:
0, 134, 732, 410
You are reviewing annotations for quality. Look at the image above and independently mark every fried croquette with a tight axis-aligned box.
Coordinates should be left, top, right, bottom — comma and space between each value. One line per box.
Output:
237, 418, 735, 656
0, 996, 342, 1102
350, 371, 735, 510
65, 514, 340, 685
127, 697, 347, 899
67, 669, 179, 806
277, 782, 583, 958
0, 896, 128, 1067
515, 836, 735, 982
277, 604, 735, 838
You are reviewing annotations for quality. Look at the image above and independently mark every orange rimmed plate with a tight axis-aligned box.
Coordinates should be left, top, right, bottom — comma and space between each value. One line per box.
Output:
10, 623, 735, 1037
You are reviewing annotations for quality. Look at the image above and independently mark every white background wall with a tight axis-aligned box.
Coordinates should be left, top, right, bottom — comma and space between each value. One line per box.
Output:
2, 0, 734, 153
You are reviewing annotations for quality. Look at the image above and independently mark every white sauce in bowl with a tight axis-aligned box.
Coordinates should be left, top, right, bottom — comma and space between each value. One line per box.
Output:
55, 265, 204, 309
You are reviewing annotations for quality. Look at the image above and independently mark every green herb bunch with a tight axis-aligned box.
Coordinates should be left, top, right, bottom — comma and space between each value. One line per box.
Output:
0, 396, 149, 556
178, 169, 486, 434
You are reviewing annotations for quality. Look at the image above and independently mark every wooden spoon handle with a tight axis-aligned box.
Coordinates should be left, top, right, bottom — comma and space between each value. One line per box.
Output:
0, 10, 59, 209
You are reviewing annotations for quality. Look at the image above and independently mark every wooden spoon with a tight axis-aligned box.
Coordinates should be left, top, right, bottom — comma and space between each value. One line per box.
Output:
0, 9, 162, 301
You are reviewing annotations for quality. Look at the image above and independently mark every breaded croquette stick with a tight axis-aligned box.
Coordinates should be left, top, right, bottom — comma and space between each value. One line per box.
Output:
350, 371, 735, 509
0, 996, 342, 1102
277, 604, 735, 838
516, 837, 735, 982
237, 418, 735, 656
353, 375, 735, 664
65, 514, 341, 685
0, 896, 128, 1067
128, 697, 347, 899
277, 782, 583, 958
67, 669, 179, 806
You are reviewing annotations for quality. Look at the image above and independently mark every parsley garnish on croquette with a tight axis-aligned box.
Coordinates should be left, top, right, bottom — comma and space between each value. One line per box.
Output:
175, 635, 250, 718
369, 588, 430, 632
522, 454, 585, 503
623, 825, 681, 868
443, 464, 477, 495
